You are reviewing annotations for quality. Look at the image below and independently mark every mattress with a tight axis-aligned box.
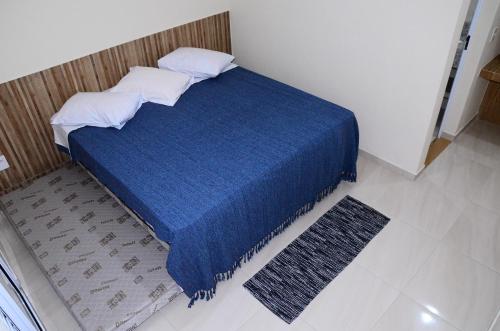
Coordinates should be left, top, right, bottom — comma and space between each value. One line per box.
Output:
0, 164, 182, 331
67, 67, 359, 303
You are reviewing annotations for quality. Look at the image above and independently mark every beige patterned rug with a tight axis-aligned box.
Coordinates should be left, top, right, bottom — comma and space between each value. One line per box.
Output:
0, 163, 183, 331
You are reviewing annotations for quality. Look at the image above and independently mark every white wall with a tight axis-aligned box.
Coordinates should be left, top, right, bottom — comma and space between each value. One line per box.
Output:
230, 0, 469, 175
0, 0, 230, 84
441, 0, 500, 137
1, 0, 473, 174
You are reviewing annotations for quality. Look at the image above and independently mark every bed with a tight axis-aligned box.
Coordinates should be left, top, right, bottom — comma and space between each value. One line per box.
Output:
65, 67, 359, 305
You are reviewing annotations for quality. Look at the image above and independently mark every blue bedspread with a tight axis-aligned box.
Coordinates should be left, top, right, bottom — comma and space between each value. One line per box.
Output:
68, 67, 359, 304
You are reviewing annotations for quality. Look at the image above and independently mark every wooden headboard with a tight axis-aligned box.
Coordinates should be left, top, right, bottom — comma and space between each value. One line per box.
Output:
0, 12, 231, 194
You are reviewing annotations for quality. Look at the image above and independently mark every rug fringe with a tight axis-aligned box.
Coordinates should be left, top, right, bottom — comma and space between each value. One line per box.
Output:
188, 171, 356, 307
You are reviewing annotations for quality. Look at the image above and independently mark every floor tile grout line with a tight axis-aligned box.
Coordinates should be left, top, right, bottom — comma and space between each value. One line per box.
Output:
384, 184, 500, 283
401, 237, 500, 292
405, 289, 488, 331
382, 182, 500, 278
353, 234, 464, 330
423, 160, 500, 217
434, 199, 500, 276
400, 241, 500, 331
466, 200, 500, 221
166, 318, 179, 331
354, 262, 400, 292
303, 319, 320, 331
390, 216, 444, 241
352, 216, 446, 292
488, 308, 500, 331
397, 220, 452, 289
401, 293, 466, 331
349, 263, 401, 330
230, 306, 261, 331
440, 239, 500, 277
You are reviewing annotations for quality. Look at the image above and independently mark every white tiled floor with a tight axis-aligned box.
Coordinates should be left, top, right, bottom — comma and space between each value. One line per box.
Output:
1, 119, 500, 331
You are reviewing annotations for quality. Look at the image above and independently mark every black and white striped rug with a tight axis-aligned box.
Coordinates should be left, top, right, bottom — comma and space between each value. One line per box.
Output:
243, 195, 390, 323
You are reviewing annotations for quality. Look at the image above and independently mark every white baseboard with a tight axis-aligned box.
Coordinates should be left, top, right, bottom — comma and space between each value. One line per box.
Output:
440, 131, 456, 141
358, 149, 421, 181
440, 113, 478, 141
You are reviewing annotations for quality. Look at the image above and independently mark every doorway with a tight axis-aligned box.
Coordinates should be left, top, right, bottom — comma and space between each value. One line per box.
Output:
425, 0, 481, 166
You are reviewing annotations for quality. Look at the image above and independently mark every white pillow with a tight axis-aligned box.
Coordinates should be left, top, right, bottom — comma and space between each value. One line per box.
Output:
51, 91, 142, 128
111, 66, 190, 107
158, 47, 235, 79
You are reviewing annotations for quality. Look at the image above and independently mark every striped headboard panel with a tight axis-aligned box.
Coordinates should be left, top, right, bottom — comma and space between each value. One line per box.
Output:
0, 12, 231, 194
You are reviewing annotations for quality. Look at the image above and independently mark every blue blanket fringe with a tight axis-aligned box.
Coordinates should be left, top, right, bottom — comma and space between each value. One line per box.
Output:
188, 171, 356, 307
